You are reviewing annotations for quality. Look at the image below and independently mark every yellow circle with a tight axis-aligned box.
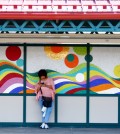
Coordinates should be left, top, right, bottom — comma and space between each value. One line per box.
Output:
114, 65, 120, 77
44, 46, 70, 60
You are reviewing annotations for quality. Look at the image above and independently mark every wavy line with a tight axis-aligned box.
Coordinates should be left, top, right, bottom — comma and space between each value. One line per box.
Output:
26, 80, 35, 89
0, 73, 23, 87
10, 87, 23, 93
97, 87, 120, 94
90, 76, 105, 82
0, 69, 23, 80
0, 60, 23, 72
90, 70, 120, 88
3, 83, 23, 93
26, 89, 35, 94
1, 60, 120, 94
56, 83, 81, 93
66, 88, 86, 94
54, 78, 71, 84
1, 78, 23, 93
90, 84, 115, 92
55, 81, 84, 89
56, 86, 80, 93
90, 78, 111, 87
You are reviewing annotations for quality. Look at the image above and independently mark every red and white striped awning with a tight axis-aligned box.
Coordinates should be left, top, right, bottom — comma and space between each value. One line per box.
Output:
0, 0, 120, 20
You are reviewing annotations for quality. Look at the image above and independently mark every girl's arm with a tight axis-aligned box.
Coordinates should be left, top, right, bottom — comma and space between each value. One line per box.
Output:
35, 83, 42, 94
44, 78, 55, 93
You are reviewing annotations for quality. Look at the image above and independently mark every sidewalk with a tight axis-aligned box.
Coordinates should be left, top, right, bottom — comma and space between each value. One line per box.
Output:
0, 127, 120, 134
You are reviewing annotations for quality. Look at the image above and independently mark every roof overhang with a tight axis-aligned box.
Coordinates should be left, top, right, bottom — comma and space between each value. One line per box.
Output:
0, 34, 120, 45
0, 12, 120, 20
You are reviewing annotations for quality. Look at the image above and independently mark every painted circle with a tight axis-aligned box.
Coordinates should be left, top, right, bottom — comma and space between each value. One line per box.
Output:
85, 55, 93, 62
6, 46, 21, 61
51, 46, 63, 53
114, 65, 120, 77
76, 73, 84, 82
65, 54, 79, 68
16, 59, 23, 67
73, 47, 92, 55
44, 46, 70, 60
67, 54, 74, 62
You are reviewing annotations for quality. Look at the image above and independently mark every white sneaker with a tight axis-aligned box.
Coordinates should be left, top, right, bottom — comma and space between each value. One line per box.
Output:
44, 123, 49, 129
40, 123, 45, 129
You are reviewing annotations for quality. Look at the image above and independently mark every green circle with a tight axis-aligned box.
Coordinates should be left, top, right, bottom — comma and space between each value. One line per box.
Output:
67, 54, 74, 62
73, 47, 92, 55
85, 55, 93, 62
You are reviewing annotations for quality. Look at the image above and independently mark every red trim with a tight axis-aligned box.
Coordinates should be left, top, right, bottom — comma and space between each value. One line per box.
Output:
73, 5, 77, 9
118, 6, 120, 9
88, 5, 92, 9
29, 5, 32, 9
0, 12, 120, 20
103, 5, 107, 9
14, 5, 17, 9
43, 5, 47, 9
58, 5, 62, 9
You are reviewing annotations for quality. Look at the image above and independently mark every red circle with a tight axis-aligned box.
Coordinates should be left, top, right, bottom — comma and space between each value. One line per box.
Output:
6, 46, 21, 61
65, 54, 79, 68
51, 46, 63, 53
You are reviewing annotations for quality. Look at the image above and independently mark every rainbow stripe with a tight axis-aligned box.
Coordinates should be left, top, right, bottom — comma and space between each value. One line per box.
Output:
1, 60, 120, 94
89, 64, 120, 94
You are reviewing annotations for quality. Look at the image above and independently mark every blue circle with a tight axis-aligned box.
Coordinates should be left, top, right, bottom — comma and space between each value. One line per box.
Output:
16, 59, 23, 67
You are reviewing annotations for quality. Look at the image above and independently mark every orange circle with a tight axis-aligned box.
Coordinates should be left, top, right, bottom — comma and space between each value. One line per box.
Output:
65, 54, 79, 68
44, 46, 70, 60
51, 46, 63, 53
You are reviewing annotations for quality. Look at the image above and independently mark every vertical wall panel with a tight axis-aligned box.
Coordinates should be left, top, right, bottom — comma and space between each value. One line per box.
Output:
89, 97, 118, 123
26, 96, 55, 122
0, 96, 23, 122
58, 96, 86, 123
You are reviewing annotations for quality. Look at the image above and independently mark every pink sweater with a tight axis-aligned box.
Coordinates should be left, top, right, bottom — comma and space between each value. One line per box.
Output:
35, 77, 55, 101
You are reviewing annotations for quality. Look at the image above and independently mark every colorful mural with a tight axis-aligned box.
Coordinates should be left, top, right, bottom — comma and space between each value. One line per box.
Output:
0, 60, 24, 93
90, 47, 120, 94
90, 64, 120, 94
26, 63, 87, 94
1, 60, 120, 94
1, 46, 120, 94
26, 46, 87, 94
0, 46, 24, 94
0, 60, 86, 94
0, 46, 87, 94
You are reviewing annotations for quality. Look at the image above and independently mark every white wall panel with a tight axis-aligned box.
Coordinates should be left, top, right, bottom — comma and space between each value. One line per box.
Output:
89, 97, 118, 123
0, 96, 23, 122
58, 96, 86, 123
26, 96, 55, 122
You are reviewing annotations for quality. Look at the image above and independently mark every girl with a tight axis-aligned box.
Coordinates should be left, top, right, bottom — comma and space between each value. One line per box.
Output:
35, 69, 55, 129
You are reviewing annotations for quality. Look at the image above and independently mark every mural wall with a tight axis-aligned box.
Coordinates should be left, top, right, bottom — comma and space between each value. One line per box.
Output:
0, 46, 24, 93
0, 45, 119, 125
26, 46, 87, 94
90, 47, 120, 94
1, 46, 120, 94
0, 46, 87, 94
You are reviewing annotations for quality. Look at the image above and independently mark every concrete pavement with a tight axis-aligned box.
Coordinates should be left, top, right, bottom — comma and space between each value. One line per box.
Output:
0, 127, 120, 134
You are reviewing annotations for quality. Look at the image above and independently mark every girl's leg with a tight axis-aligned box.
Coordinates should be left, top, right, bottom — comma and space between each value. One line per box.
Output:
44, 101, 54, 124
38, 98, 45, 123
